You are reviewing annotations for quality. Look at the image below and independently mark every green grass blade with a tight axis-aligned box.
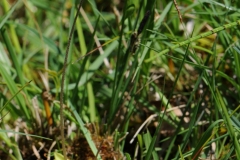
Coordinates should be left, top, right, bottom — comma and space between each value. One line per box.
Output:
69, 102, 101, 159
145, 20, 240, 62
75, 9, 97, 122
0, 129, 52, 140
0, 80, 31, 113
77, 41, 118, 87
0, 28, 25, 85
143, 130, 158, 160
191, 119, 223, 159
215, 89, 240, 159
0, 0, 21, 29
0, 60, 30, 119
0, 130, 22, 160
233, 46, 240, 83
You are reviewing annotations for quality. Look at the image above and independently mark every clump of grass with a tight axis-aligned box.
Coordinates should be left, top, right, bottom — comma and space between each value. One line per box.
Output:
0, 0, 240, 160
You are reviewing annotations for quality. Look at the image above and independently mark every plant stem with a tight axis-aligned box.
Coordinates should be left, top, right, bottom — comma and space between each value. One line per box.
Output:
145, 20, 240, 62
60, 0, 84, 159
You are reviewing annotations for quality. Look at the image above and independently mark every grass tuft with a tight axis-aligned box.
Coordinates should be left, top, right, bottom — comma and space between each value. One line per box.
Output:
0, 0, 240, 159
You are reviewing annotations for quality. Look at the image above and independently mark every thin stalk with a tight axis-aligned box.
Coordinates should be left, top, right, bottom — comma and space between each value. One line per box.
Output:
59, 0, 84, 159
145, 20, 240, 62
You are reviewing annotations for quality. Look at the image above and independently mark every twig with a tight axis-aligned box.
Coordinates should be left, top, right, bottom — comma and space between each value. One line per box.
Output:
47, 141, 56, 160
